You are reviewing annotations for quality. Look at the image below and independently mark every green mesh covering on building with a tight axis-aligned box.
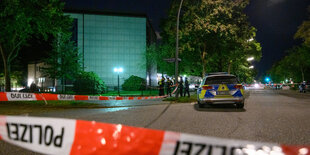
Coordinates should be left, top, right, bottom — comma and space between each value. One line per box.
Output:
66, 13, 146, 87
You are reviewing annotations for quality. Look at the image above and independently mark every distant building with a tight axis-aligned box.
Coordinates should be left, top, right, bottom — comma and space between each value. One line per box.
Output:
65, 9, 157, 88
28, 62, 54, 92
27, 9, 158, 91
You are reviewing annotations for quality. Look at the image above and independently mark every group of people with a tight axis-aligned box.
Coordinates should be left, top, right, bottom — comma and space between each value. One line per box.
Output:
158, 77, 190, 97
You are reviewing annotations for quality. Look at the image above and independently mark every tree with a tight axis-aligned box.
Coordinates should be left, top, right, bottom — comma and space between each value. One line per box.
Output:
160, 0, 261, 79
42, 32, 81, 91
0, 0, 71, 91
270, 7, 310, 83
294, 6, 310, 45
73, 71, 105, 95
122, 75, 146, 91
269, 45, 310, 82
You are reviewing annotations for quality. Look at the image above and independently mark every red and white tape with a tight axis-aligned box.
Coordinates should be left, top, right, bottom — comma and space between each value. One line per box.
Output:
0, 92, 167, 102
0, 115, 308, 155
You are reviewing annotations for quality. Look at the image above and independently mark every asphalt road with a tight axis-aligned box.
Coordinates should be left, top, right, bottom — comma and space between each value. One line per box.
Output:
0, 89, 309, 154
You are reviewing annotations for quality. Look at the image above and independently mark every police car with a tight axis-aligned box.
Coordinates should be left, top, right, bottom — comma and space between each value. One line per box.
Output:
197, 72, 244, 108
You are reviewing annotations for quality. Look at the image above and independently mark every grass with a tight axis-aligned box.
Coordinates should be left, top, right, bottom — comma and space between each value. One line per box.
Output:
163, 94, 197, 103
0, 101, 102, 115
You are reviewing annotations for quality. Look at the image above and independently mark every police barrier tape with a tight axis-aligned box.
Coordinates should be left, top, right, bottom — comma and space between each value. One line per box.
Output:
0, 116, 308, 155
0, 92, 168, 102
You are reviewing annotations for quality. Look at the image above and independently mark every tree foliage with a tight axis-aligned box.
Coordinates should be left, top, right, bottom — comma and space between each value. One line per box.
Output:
294, 6, 310, 45
122, 75, 146, 91
73, 71, 106, 95
270, 6, 310, 83
0, 0, 71, 91
269, 45, 310, 83
41, 32, 81, 87
159, 0, 261, 82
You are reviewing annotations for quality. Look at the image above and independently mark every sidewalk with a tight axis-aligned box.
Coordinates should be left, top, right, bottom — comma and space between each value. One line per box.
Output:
275, 89, 310, 98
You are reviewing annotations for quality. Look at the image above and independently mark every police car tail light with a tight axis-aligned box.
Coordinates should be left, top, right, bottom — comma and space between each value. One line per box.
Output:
234, 85, 243, 89
202, 86, 213, 90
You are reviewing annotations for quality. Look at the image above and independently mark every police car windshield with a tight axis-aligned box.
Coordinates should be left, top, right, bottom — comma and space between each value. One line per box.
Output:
204, 76, 238, 85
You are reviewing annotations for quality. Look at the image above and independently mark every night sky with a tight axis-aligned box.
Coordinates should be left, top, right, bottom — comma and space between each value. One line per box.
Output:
64, 0, 310, 78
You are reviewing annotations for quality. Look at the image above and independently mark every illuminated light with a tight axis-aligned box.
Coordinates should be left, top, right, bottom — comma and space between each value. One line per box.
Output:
126, 136, 131, 142
97, 129, 103, 134
262, 146, 271, 153
114, 67, 124, 73
248, 38, 254, 42
272, 146, 282, 152
249, 66, 254, 69
265, 77, 271, 82
130, 132, 135, 137
299, 148, 309, 155
247, 57, 254, 61
113, 124, 123, 139
256, 149, 267, 155
100, 138, 106, 145
254, 84, 260, 88
236, 149, 243, 154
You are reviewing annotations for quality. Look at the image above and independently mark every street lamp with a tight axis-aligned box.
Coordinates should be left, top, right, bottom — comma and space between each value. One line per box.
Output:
249, 66, 254, 69
175, 0, 184, 98
114, 67, 123, 96
247, 57, 254, 61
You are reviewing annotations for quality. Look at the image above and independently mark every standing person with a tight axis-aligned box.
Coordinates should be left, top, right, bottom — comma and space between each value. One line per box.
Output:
161, 77, 165, 95
179, 77, 183, 97
158, 78, 163, 96
30, 82, 37, 93
184, 77, 190, 97
166, 78, 173, 97
158, 77, 165, 96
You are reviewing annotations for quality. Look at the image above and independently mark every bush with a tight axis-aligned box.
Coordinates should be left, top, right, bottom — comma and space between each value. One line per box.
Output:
122, 75, 146, 91
73, 71, 105, 95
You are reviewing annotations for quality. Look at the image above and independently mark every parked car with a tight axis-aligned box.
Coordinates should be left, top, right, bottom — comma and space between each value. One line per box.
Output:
197, 72, 244, 108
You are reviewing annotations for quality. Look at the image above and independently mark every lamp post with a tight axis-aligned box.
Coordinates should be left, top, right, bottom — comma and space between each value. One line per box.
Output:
175, 0, 184, 98
114, 67, 123, 96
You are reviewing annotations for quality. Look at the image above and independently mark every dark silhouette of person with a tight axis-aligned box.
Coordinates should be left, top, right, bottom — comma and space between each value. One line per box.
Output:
179, 77, 183, 97
30, 82, 37, 92
166, 78, 173, 97
158, 78, 165, 96
184, 77, 190, 97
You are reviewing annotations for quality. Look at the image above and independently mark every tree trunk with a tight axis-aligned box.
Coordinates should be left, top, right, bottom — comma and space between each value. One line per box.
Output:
202, 57, 206, 77
4, 61, 11, 92
148, 71, 151, 87
301, 67, 304, 82
228, 61, 232, 74
0, 44, 11, 92
201, 44, 207, 78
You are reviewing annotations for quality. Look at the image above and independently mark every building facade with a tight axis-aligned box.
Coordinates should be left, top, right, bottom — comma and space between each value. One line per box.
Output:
65, 10, 157, 88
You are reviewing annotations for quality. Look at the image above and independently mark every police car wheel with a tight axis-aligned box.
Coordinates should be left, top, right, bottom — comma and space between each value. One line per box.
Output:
198, 101, 203, 108
236, 102, 244, 109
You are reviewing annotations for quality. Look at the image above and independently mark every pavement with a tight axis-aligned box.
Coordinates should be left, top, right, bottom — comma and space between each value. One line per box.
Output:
0, 89, 309, 154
